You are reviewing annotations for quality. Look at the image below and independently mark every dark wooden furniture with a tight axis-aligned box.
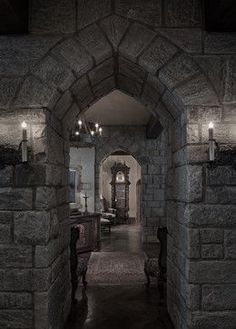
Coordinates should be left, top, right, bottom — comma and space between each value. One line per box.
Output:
70, 212, 101, 301
70, 212, 101, 253
110, 162, 130, 223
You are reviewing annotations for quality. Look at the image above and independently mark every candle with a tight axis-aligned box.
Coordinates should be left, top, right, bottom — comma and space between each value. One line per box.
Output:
21, 121, 28, 162
91, 130, 95, 136
208, 122, 214, 161
95, 123, 99, 133
78, 120, 82, 130
99, 127, 103, 136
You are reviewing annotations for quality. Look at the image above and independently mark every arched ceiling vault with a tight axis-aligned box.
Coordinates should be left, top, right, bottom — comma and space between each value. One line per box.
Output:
0, 16, 220, 132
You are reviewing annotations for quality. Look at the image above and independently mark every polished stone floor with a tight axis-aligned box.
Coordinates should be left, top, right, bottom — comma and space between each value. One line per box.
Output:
65, 225, 173, 329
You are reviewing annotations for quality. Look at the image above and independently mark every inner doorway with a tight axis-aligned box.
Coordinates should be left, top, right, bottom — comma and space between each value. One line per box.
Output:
100, 152, 142, 226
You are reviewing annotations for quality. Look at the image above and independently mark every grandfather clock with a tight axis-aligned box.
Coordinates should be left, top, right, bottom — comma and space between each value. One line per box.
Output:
110, 162, 130, 223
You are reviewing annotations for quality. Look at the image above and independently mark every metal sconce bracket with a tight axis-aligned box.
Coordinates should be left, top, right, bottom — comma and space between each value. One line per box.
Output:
207, 144, 236, 170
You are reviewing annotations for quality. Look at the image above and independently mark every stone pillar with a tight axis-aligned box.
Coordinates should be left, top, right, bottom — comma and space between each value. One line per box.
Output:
0, 109, 71, 329
167, 106, 236, 329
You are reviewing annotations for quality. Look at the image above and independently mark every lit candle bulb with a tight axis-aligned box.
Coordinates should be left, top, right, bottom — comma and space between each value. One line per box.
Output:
91, 130, 95, 136
21, 121, 28, 162
95, 123, 99, 133
75, 131, 79, 136
99, 127, 103, 136
78, 120, 82, 130
208, 122, 214, 161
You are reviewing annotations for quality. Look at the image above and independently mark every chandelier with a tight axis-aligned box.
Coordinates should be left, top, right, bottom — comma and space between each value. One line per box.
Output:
70, 116, 103, 143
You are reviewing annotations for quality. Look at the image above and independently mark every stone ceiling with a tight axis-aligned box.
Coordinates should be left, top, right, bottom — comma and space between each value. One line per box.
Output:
84, 90, 151, 126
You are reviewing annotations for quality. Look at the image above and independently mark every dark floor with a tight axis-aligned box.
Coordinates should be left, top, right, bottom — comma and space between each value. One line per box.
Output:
65, 225, 173, 329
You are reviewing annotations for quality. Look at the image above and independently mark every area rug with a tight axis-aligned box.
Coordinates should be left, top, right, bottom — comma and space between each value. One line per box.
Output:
86, 252, 146, 285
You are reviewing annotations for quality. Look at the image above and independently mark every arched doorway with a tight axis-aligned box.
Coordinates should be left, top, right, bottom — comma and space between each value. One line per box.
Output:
0, 13, 228, 329
100, 151, 141, 225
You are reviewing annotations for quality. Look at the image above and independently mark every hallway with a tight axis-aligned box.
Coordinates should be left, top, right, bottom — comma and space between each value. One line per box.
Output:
65, 225, 174, 329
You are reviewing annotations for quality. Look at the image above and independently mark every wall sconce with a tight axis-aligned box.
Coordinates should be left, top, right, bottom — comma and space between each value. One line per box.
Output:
208, 122, 219, 162
21, 121, 28, 162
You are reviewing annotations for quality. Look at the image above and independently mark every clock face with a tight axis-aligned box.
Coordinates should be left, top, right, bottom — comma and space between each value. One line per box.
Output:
116, 171, 125, 182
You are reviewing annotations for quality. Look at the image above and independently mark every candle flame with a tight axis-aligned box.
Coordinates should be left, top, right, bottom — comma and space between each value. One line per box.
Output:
209, 122, 214, 129
95, 123, 99, 128
78, 120, 82, 126
21, 121, 27, 129
75, 131, 79, 136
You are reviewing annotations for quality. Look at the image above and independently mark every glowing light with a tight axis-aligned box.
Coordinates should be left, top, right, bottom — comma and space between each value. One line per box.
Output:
75, 131, 79, 136
91, 130, 95, 136
208, 122, 214, 129
21, 121, 27, 129
78, 120, 82, 126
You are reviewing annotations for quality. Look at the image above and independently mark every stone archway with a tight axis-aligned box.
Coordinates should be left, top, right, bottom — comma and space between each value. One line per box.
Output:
0, 14, 234, 329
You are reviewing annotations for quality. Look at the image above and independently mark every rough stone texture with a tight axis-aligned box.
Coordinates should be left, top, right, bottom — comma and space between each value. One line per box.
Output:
0, 292, 32, 309
202, 285, 236, 311
0, 36, 60, 75
225, 230, 236, 259
201, 244, 223, 259
206, 166, 236, 186
159, 53, 201, 89
71, 76, 94, 109
52, 38, 93, 78
100, 15, 130, 49
205, 186, 236, 204
89, 58, 114, 86
195, 56, 225, 101
174, 74, 219, 106
119, 56, 146, 83
14, 76, 56, 108
33, 56, 75, 92
0, 310, 33, 329
14, 211, 50, 245
54, 91, 73, 120
164, 0, 202, 27
119, 23, 156, 62
200, 229, 223, 244
93, 76, 116, 99
115, 0, 162, 27
173, 165, 202, 202
224, 57, 236, 103
15, 164, 46, 187
0, 245, 32, 268
77, 24, 112, 64
204, 33, 236, 54
157, 29, 202, 53
0, 77, 22, 108
0, 166, 13, 187
139, 36, 177, 75
77, 0, 112, 30
118, 74, 143, 97
190, 311, 236, 329
35, 187, 57, 210
0, 188, 33, 211
188, 261, 236, 284
186, 204, 236, 228
30, 0, 76, 33
0, 5, 236, 329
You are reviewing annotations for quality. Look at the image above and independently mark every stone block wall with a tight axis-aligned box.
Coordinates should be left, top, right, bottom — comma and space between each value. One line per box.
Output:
167, 106, 236, 329
95, 125, 168, 243
0, 109, 71, 329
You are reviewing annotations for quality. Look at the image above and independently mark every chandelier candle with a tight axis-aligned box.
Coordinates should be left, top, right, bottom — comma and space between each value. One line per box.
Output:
208, 122, 214, 161
21, 121, 28, 162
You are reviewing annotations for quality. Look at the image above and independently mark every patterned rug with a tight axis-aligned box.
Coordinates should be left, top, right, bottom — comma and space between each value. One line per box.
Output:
86, 252, 146, 286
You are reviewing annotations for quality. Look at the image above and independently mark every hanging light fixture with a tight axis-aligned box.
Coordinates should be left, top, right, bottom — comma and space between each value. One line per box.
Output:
70, 116, 103, 143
